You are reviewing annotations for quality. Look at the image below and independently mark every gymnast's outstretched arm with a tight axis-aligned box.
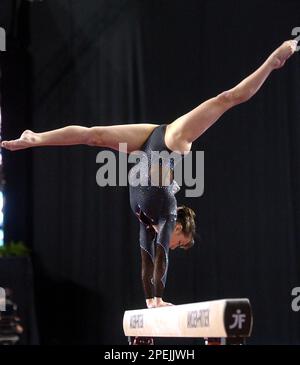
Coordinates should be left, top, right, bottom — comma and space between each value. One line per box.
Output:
165, 40, 298, 153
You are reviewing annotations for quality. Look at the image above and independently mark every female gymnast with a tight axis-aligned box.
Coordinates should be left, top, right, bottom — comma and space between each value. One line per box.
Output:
1, 40, 297, 308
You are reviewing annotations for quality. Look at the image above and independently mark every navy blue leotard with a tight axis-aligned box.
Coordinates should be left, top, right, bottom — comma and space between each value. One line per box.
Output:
129, 124, 182, 299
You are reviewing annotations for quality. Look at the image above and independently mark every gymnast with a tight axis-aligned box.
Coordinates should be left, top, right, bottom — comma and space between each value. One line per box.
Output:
1, 40, 297, 308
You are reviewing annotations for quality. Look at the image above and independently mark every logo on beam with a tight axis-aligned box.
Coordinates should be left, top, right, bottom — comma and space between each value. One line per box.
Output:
130, 314, 143, 329
187, 309, 210, 328
224, 300, 252, 336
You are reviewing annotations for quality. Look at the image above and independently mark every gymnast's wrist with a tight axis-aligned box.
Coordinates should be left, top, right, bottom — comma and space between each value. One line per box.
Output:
154, 297, 163, 305
146, 298, 155, 308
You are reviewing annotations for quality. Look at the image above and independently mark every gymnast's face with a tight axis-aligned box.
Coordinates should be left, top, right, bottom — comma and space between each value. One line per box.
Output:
169, 224, 192, 250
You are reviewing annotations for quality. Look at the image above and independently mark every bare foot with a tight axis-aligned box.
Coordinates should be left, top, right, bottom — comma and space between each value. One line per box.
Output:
268, 40, 298, 69
1, 130, 39, 151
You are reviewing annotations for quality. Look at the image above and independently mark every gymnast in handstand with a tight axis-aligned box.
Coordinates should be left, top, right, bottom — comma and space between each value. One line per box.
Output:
2, 40, 297, 308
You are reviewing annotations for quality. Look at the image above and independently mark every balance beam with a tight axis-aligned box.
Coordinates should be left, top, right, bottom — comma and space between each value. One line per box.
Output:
123, 298, 252, 343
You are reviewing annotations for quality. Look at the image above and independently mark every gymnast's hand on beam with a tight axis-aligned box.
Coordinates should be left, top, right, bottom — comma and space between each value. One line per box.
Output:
146, 298, 156, 308
146, 297, 173, 308
155, 297, 173, 307
1, 130, 39, 151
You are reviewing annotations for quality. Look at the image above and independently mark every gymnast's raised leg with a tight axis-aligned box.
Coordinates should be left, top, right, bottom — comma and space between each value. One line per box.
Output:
2, 41, 297, 154
165, 40, 298, 153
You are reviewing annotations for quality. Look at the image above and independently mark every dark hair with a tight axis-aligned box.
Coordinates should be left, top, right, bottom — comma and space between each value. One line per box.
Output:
176, 205, 196, 250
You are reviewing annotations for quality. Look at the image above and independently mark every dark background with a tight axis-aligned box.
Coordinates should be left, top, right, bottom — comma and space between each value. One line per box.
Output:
1, 0, 300, 345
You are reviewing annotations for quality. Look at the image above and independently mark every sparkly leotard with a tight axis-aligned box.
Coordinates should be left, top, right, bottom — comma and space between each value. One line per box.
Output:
129, 124, 182, 299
